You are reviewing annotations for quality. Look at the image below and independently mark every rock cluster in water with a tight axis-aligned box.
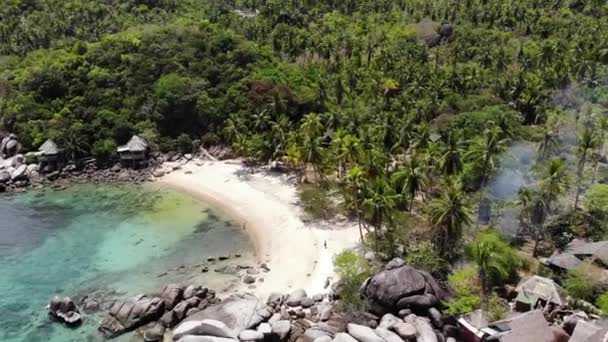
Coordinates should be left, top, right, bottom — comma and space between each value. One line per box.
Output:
48, 296, 82, 326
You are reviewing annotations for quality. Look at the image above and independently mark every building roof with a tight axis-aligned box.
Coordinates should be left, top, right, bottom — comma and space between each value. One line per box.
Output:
117, 135, 148, 153
565, 239, 608, 266
486, 310, 562, 342
515, 275, 567, 307
545, 253, 584, 271
38, 139, 61, 155
570, 320, 607, 342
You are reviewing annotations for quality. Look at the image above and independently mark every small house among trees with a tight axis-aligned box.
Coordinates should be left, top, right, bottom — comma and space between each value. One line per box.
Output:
117, 135, 149, 168
38, 139, 64, 172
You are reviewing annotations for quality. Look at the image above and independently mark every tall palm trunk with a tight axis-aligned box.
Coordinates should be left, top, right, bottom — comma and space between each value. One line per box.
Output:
575, 150, 587, 209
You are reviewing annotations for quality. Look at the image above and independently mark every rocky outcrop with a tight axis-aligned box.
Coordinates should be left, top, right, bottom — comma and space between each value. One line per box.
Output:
48, 296, 82, 326
99, 295, 165, 338
361, 258, 448, 314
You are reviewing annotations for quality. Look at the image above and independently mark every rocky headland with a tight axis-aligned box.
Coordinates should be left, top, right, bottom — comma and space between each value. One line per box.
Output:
49, 258, 455, 342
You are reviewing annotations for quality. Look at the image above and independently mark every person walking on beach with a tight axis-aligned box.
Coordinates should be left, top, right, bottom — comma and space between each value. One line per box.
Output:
324, 240, 327, 249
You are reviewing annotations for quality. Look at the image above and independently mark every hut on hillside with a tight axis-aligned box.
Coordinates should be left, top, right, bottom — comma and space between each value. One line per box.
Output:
513, 275, 567, 312
117, 135, 149, 168
38, 139, 64, 172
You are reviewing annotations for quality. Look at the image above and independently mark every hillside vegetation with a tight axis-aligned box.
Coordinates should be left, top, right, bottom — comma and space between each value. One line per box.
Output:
2, 0, 608, 315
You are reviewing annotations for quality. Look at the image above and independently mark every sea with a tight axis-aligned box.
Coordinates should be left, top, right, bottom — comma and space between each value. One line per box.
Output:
0, 184, 255, 341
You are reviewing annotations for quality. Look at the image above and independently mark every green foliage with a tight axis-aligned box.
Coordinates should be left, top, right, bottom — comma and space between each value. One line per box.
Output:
585, 184, 608, 213
445, 267, 481, 316
596, 293, 608, 317
486, 293, 508, 321
333, 250, 373, 308
465, 230, 521, 289
299, 184, 338, 220
564, 262, 599, 302
404, 241, 446, 278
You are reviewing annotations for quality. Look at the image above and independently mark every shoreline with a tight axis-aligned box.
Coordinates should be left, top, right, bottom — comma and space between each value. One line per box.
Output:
157, 159, 360, 299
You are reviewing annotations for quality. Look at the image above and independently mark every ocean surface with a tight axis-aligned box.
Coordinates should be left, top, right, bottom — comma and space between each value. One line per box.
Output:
0, 184, 255, 342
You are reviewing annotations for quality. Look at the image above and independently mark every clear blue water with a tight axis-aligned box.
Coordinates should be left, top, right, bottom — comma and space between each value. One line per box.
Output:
0, 184, 255, 342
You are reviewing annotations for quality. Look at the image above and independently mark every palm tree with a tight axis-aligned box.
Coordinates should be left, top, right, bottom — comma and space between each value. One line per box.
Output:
301, 135, 325, 183
540, 158, 572, 210
466, 127, 509, 224
392, 155, 429, 212
530, 191, 549, 257
466, 233, 510, 297
344, 166, 367, 242
429, 181, 473, 256
363, 179, 396, 253
441, 131, 465, 176
575, 126, 600, 209
537, 127, 559, 161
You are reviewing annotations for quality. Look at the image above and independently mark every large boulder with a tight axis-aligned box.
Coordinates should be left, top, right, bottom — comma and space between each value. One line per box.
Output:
174, 319, 237, 340
362, 259, 448, 313
271, 320, 291, 340
48, 296, 81, 326
11, 164, 27, 181
178, 336, 239, 342
412, 317, 437, 342
332, 333, 358, 342
374, 328, 403, 342
346, 324, 383, 342
161, 284, 185, 311
178, 294, 263, 338
0, 170, 10, 183
99, 295, 165, 338
394, 323, 416, 341
286, 289, 308, 307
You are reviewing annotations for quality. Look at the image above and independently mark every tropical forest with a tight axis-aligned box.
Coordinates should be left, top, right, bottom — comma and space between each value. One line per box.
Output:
2, 0, 608, 341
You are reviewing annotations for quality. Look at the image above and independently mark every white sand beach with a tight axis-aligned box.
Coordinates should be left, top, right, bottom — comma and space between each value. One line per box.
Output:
157, 159, 360, 299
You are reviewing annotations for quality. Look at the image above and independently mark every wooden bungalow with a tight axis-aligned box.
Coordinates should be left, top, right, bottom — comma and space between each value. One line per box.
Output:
38, 139, 64, 172
117, 135, 149, 168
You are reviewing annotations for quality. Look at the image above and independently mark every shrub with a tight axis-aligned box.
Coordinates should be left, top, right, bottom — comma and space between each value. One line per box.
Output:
465, 230, 522, 288
564, 262, 599, 302
444, 267, 482, 316
486, 293, 508, 321
333, 250, 373, 309
299, 184, 337, 220
176, 133, 193, 154
596, 293, 608, 316
585, 184, 608, 213
404, 241, 447, 278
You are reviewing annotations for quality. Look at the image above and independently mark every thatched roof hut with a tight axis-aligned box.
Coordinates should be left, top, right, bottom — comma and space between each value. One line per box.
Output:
39, 139, 61, 156
514, 275, 567, 309
117, 135, 148, 154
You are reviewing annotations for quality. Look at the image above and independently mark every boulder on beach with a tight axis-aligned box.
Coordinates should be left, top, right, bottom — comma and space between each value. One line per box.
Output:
361, 259, 448, 314
286, 289, 307, 307
178, 336, 239, 342
177, 294, 263, 338
48, 296, 82, 326
174, 319, 237, 340
346, 324, 383, 342
161, 284, 185, 311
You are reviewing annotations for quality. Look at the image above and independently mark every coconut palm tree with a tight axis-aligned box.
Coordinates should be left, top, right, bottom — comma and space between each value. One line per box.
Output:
392, 154, 429, 212
363, 178, 396, 253
537, 126, 559, 161
466, 126, 509, 224
466, 232, 510, 297
540, 158, 572, 210
344, 166, 368, 242
429, 181, 473, 256
441, 131, 465, 176
575, 126, 600, 209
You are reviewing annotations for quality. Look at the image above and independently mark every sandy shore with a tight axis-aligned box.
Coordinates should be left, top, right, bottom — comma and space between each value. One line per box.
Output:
157, 159, 360, 299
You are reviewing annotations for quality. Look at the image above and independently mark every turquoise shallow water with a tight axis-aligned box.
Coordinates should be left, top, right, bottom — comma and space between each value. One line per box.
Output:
0, 184, 255, 342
